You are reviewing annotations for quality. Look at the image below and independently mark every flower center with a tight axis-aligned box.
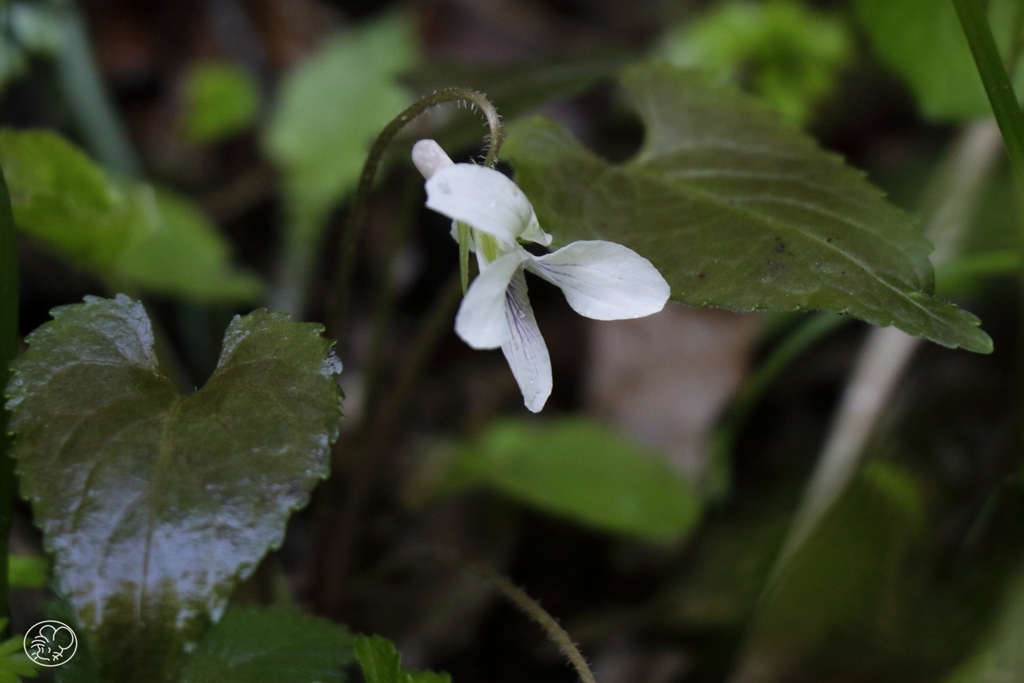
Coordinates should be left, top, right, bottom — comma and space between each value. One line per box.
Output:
474, 230, 504, 263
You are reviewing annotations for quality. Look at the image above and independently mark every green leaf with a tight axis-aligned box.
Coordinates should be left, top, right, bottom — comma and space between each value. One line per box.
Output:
0, 3, 65, 93
180, 61, 260, 144
264, 12, 415, 226
353, 634, 450, 683
8, 555, 48, 589
116, 188, 265, 302
943, 562, 1024, 683
503, 62, 992, 353
0, 129, 138, 273
855, 0, 1024, 121
5, 295, 343, 682
658, 0, 852, 124
0, 129, 264, 303
8, 3, 65, 54
740, 461, 926, 671
180, 606, 353, 683
445, 418, 700, 540
0, 619, 37, 683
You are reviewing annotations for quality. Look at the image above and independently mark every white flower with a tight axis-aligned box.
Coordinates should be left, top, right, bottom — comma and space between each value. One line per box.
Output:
413, 139, 670, 412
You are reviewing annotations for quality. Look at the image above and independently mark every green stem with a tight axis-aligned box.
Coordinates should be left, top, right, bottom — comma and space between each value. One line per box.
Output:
0, 169, 18, 632
953, 0, 1024, 196
953, 0, 1024, 509
332, 88, 503, 338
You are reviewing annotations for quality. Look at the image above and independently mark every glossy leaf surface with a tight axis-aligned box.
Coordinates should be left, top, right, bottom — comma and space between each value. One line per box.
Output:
504, 63, 991, 353
5, 296, 343, 682
180, 606, 353, 683
446, 418, 701, 540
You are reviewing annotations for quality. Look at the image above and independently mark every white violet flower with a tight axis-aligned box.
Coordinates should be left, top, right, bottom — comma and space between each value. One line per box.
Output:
412, 139, 670, 412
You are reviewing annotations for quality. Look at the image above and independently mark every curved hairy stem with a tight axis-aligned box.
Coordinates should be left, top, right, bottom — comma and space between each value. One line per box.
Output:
332, 88, 503, 335
429, 549, 597, 683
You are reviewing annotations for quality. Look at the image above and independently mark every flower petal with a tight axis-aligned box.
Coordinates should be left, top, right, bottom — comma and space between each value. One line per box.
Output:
526, 240, 670, 320
520, 211, 553, 247
425, 164, 534, 244
455, 249, 530, 349
500, 270, 553, 412
412, 139, 455, 179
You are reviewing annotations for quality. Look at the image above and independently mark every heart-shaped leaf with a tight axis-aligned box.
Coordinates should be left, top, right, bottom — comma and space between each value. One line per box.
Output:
503, 62, 991, 353
4, 295, 343, 682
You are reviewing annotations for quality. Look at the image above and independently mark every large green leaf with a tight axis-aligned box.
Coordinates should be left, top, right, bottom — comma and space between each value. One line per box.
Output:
4, 295, 343, 682
442, 418, 701, 540
855, 0, 1024, 121
264, 12, 415, 226
353, 634, 450, 683
0, 129, 263, 303
503, 62, 991, 353
180, 606, 353, 683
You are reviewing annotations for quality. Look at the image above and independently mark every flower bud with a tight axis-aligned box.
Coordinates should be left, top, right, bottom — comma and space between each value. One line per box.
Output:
412, 139, 455, 179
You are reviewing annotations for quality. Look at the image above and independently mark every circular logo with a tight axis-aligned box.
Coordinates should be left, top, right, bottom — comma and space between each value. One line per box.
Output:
23, 620, 77, 667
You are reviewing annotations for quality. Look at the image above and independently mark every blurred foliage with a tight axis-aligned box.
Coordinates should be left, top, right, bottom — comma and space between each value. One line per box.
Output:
658, 0, 851, 124
8, 555, 46, 589
179, 61, 260, 145
264, 12, 414, 230
856, 0, 1024, 121
945, 569, 1024, 683
738, 461, 927, 678
0, 1, 63, 93
0, 129, 263, 302
422, 417, 701, 540
0, 620, 36, 683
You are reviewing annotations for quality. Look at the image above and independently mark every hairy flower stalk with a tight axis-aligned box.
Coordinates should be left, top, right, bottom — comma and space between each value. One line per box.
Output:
413, 139, 670, 412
